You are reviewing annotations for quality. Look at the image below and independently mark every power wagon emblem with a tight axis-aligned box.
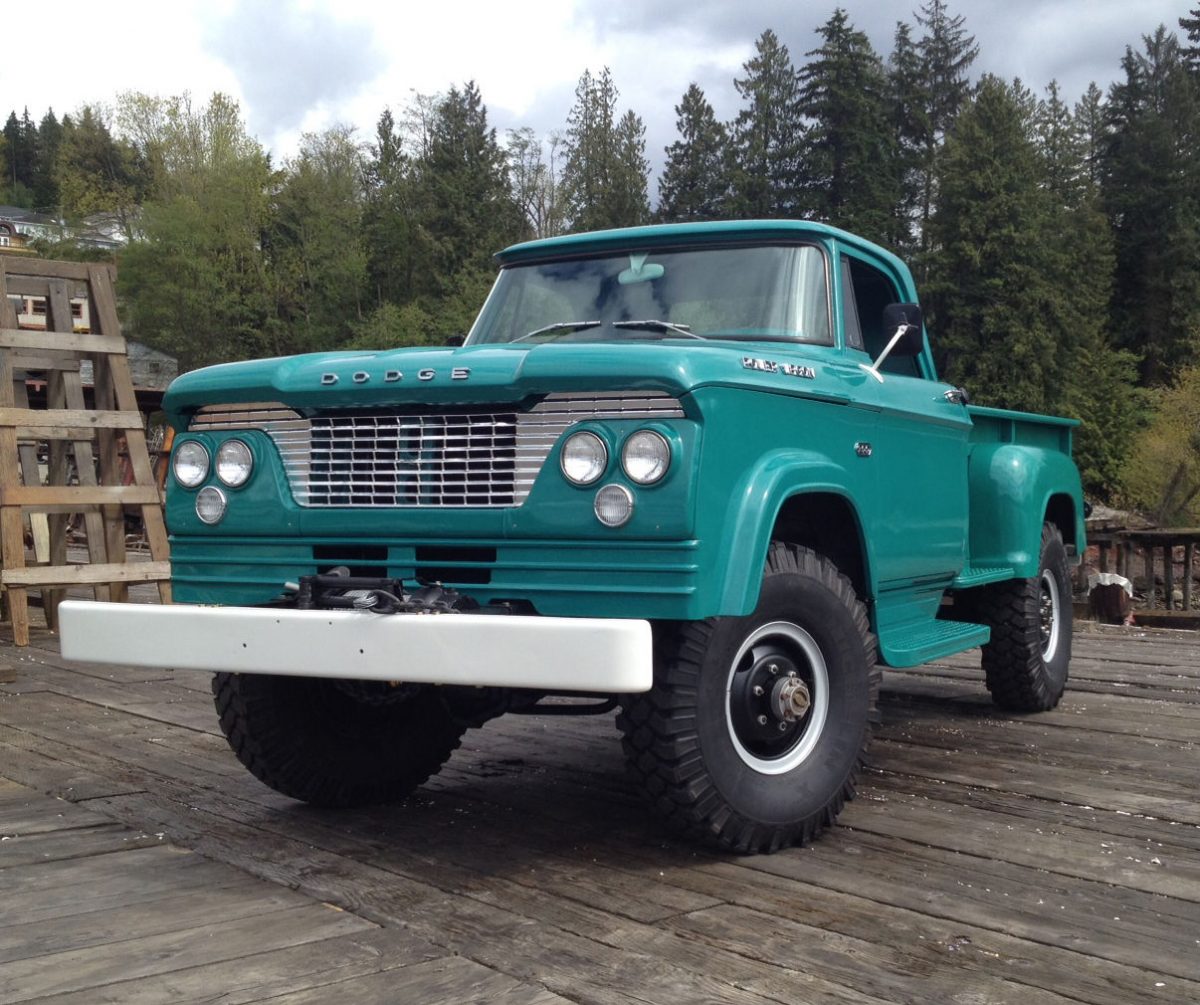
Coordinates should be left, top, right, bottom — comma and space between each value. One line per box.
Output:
742, 357, 815, 379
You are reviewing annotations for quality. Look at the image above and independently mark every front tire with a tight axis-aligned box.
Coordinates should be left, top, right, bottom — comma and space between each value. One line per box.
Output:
213, 674, 466, 807
977, 522, 1072, 711
618, 543, 878, 854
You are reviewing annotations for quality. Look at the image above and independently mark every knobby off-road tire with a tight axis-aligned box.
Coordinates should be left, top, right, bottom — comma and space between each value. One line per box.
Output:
976, 522, 1072, 712
213, 674, 467, 807
618, 542, 879, 854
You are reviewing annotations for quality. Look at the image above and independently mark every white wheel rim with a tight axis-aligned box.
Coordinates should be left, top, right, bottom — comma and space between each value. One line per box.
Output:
1040, 570, 1061, 662
724, 621, 830, 775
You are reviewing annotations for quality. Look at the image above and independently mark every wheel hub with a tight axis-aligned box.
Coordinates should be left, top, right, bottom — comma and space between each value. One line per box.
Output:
771, 675, 812, 722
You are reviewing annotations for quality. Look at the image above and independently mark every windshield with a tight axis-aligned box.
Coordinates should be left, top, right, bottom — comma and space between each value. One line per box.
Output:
468, 244, 831, 345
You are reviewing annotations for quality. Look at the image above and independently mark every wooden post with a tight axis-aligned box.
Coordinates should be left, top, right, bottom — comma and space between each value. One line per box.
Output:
1185, 543, 1195, 612
1164, 544, 1175, 611
1144, 543, 1155, 609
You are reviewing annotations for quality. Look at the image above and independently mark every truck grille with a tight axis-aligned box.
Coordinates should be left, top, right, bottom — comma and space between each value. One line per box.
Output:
188, 392, 684, 508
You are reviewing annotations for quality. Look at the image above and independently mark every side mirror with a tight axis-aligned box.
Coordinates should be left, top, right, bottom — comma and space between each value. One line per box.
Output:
880, 303, 924, 357
859, 303, 925, 383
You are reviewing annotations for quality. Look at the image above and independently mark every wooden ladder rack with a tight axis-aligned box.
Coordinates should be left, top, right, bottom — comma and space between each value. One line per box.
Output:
0, 257, 170, 646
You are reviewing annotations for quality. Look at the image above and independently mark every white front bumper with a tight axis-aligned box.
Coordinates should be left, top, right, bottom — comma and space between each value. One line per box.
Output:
57, 600, 653, 693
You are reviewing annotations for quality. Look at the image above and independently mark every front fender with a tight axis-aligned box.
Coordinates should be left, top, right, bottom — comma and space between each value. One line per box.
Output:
713, 448, 870, 615
968, 444, 1083, 576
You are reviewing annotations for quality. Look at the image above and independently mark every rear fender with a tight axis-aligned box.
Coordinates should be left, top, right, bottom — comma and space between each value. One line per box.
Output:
968, 444, 1083, 576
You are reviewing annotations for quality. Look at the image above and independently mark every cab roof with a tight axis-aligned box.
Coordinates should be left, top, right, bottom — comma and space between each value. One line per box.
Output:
496, 219, 909, 278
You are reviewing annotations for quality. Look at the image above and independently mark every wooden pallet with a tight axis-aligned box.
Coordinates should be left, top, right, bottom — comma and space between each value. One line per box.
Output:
0, 257, 170, 646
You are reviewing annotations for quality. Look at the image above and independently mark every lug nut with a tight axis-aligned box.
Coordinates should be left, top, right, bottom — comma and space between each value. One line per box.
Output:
778, 722, 789, 732
752, 685, 765, 696
768, 664, 779, 675
757, 714, 768, 726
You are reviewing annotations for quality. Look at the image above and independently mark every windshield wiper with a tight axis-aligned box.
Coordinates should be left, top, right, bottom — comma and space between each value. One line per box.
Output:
610, 320, 705, 340
512, 320, 602, 342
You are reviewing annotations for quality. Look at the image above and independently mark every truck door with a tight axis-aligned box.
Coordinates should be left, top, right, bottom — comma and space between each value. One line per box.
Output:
840, 254, 971, 589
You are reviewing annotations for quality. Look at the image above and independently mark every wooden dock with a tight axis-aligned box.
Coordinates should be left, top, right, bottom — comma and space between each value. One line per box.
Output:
1, 620, 1197, 1003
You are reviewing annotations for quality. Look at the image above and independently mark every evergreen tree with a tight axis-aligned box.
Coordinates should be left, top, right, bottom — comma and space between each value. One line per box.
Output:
798, 8, 898, 243
55, 105, 148, 237
886, 21, 928, 251
2, 109, 37, 205
363, 108, 425, 306
1181, 6, 1200, 72
1074, 83, 1106, 186
560, 68, 649, 231
32, 109, 63, 212
658, 83, 729, 222
729, 29, 804, 217
420, 82, 526, 288
913, 1, 978, 260
928, 76, 1060, 413
1035, 82, 1138, 497
1102, 27, 1200, 385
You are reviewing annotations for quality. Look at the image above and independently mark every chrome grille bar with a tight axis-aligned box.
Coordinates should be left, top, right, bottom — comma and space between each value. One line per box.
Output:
189, 392, 684, 508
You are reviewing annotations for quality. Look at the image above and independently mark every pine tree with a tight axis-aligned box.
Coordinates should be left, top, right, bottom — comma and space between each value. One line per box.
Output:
1102, 27, 1200, 385
658, 83, 729, 222
1034, 82, 1138, 497
913, 1, 978, 261
1074, 83, 1106, 186
1181, 6, 1200, 72
928, 76, 1060, 413
32, 109, 63, 212
797, 8, 898, 243
729, 29, 804, 217
420, 82, 526, 286
886, 22, 928, 251
560, 68, 649, 231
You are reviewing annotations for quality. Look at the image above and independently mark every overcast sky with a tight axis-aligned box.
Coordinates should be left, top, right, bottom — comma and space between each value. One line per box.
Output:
1, 0, 1190, 188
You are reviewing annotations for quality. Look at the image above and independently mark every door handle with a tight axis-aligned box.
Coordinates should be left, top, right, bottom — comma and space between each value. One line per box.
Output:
943, 387, 970, 405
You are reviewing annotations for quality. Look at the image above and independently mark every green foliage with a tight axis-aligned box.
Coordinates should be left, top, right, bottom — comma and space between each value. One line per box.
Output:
798, 9, 899, 244
117, 93, 277, 370
268, 126, 368, 354
658, 84, 730, 223
1102, 27, 1200, 385
729, 30, 803, 217
1121, 366, 1200, 524
55, 105, 148, 236
561, 68, 650, 231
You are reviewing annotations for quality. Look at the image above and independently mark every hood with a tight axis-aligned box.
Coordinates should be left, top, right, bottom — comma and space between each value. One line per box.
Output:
162, 339, 840, 419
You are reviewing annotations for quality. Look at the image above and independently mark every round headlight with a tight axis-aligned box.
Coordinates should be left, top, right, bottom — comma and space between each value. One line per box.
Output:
560, 430, 608, 485
622, 430, 671, 485
594, 484, 634, 527
195, 485, 227, 525
173, 440, 210, 488
216, 439, 254, 487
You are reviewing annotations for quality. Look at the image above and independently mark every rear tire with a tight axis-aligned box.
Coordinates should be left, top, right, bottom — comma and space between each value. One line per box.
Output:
213, 673, 466, 806
977, 523, 1072, 711
618, 542, 878, 854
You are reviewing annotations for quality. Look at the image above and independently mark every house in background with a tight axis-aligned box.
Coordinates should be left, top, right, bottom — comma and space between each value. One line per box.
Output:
0, 219, 36, 255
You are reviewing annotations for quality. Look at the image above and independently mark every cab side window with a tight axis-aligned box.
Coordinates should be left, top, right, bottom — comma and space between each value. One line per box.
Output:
845, 256, 920, 378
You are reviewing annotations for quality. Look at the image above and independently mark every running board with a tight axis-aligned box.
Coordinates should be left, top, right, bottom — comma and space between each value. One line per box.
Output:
951, 565, 1016, 590
880, 619, 990, 668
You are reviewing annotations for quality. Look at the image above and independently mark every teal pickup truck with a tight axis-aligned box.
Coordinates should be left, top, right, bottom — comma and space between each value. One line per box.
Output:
60, 220, 1085, 853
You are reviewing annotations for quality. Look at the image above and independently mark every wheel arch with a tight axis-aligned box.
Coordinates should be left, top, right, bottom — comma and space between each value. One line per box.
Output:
714, 448, 874, 615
